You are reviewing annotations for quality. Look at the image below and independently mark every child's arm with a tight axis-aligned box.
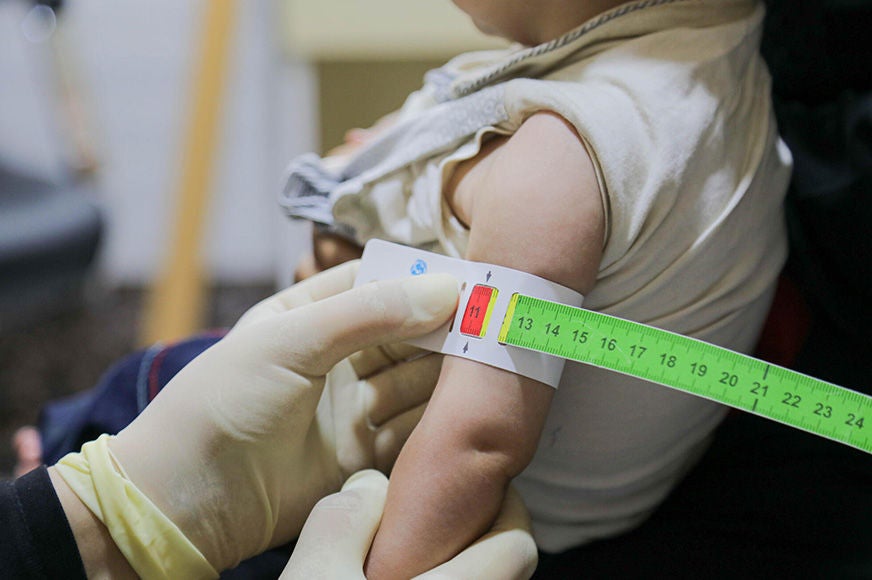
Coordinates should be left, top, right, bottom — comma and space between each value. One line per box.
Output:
365, 112, 604, 578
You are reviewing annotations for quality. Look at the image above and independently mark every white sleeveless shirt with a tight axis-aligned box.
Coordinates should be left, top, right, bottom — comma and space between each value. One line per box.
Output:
302, 0, 791, 551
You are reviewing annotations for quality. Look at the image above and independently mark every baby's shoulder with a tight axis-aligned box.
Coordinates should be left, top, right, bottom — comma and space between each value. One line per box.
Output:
446, 112, 594, 225
446, 111, 605, 293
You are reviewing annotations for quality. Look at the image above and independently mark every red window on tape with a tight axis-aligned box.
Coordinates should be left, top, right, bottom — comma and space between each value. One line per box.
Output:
460, 285, 498, 338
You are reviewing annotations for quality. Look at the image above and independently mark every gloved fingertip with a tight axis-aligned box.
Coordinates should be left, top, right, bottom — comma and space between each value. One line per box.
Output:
344, 259, 362, 276
342, 469, 387, 491
401, 274, 459, 324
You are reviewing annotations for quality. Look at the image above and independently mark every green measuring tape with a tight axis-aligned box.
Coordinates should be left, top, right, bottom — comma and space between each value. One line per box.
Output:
498, 294, 872, 455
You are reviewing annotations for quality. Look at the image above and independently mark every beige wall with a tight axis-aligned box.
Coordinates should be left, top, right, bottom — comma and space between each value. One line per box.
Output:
1, 0, 316, 285
283, 0, 507, 152
317, 60, 442, 152
284, 0, 502, 60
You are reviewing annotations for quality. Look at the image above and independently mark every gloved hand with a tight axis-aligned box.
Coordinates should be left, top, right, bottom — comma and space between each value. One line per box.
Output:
54, 261, 458, 576
238, 266, 446, 478
283, 470, 538, 579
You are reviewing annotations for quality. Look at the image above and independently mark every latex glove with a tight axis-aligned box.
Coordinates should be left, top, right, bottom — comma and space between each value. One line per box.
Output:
283, 470, 538, 579
100, 261, 457, 572
240, 264, 447, 478
316, 347, 441, 481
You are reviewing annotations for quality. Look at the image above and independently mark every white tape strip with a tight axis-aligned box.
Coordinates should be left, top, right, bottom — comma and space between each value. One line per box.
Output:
355, 239, 583, 387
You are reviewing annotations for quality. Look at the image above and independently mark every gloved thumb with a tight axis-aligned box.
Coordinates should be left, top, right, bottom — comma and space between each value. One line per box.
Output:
281, 470, 388, 578
257, 273, 458, 376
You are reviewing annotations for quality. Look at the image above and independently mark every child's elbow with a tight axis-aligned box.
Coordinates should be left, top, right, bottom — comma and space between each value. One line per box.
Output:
409, 416, 538, 491
413, 396, 539, 483
418, 357, 554, 481
458, 415, 542, 479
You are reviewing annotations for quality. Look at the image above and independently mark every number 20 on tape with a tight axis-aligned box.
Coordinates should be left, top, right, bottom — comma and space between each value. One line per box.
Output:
498, 294, 871, 455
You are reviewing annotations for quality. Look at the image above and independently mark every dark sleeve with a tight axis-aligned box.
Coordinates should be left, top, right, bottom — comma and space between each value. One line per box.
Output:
0, 466, 87, 580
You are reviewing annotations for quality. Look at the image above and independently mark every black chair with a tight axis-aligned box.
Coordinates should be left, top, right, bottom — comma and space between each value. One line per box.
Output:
1, 0, 103, 331
0, 164, 102, 331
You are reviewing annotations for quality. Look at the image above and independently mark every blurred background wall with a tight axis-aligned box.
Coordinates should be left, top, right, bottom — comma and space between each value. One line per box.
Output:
0, 0, 315, 288
0, 0, 501, 475
1, 0, 500, 287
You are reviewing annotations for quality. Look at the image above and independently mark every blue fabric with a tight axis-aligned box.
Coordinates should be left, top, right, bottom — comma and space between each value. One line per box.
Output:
39, 334, 225, 465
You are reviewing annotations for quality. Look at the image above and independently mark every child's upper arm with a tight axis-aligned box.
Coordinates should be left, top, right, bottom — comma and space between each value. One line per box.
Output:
434, 110, 605, 465
449, 110, 604, 296
364, 112, 606, 579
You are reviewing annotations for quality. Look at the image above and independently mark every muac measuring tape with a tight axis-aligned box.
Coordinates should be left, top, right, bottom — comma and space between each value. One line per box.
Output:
355, 240, 871, 455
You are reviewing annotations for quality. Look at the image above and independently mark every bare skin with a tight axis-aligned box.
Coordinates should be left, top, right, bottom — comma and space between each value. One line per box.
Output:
48, 467, 138, 578
364, 111, 604, 578
12, 427, 42, 477
451, 0, 627, 46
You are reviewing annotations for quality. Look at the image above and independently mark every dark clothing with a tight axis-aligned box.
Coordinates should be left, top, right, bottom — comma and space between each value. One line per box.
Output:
0, 466, 86, 580
760, 0, 872, 105
534, 1, 872, 576
534, 412, 872, 579
40, 333, 226, 465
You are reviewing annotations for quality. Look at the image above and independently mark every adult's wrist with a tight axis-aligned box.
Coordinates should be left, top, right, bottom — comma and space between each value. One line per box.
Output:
48, 465, 137, 579
53, 435, 219, 578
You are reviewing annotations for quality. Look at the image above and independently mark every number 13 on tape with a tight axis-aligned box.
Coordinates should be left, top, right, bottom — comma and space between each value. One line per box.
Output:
357, 240, 871, 455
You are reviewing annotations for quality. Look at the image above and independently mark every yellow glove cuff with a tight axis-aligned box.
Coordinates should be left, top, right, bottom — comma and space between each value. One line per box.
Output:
54, 434, 219, 580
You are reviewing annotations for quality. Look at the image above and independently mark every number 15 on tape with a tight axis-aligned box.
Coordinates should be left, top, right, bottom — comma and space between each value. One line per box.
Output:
498, 294, 871, 455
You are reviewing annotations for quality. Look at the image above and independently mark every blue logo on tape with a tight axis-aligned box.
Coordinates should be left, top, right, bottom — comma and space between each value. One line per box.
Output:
410, 259, 427, 276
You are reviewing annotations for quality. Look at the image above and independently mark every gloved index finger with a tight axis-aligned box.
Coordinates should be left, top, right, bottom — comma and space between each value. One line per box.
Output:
279, 259, 361, 308
265, 273, 458, 376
